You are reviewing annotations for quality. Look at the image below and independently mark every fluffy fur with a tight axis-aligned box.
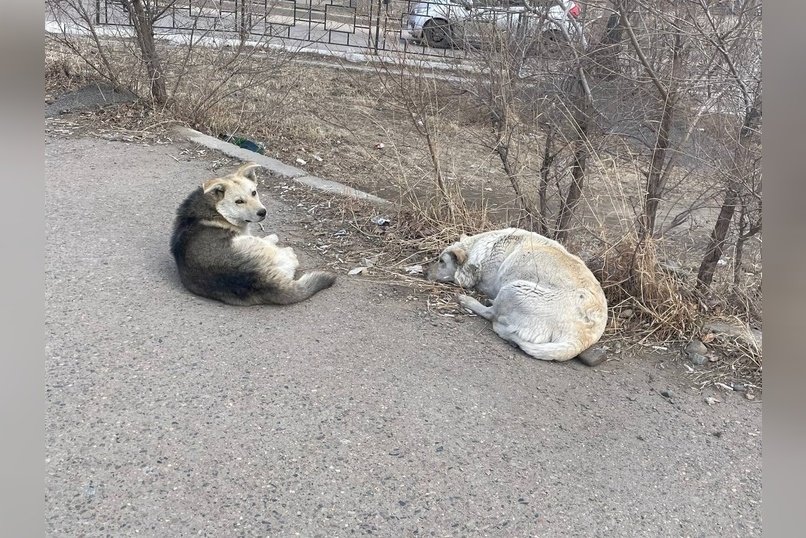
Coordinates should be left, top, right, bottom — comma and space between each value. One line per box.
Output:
428, 228, 607, 362
170, 162, 336, 305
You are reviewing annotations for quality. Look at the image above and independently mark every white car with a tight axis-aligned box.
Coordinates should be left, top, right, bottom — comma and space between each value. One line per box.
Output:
406, 0, 582, 49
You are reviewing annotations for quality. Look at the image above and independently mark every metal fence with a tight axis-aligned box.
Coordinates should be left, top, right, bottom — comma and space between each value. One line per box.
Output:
90, 0, 574, 59
92, 0, 467, 58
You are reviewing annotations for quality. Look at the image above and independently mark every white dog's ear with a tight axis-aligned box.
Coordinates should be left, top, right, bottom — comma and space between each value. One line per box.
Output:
449, 246, 468, 266
202, 178, 227, 196
459, 233, 469, 241
234, 162, 261, 181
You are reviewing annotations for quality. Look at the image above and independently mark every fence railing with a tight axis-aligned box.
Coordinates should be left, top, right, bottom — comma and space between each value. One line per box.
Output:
89, 0, 582, 59
91, 0, 467, 58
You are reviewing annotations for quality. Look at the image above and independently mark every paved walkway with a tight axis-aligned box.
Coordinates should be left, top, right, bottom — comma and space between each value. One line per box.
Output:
45, 134, 762, 536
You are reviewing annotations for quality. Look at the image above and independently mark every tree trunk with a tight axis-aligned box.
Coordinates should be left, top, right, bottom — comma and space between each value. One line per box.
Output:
696, 184, 738, 292
640, 91, 675, 238
733, 205, 748, 287
537, 128, 554, 236
590, 9, 625, 79
129, 0, 167, 106
554, 114, 588, 243
639, 26, 684, 239
696, 91, 761, 291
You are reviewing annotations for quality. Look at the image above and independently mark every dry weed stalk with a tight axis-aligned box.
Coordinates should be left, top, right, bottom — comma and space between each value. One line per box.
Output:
592, 235, 698, 341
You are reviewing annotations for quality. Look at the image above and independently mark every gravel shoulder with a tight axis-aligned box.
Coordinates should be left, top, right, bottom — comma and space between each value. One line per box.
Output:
45, 134, 761, 536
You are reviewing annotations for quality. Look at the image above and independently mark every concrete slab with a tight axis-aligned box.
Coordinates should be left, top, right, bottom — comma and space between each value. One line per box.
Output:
173, 126, 394, 207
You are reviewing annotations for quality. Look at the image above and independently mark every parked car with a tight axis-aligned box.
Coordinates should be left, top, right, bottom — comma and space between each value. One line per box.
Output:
406, 0, 582, 49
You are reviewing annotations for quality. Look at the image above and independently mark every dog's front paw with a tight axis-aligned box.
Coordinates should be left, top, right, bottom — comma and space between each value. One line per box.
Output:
456, 294, 473, 310
265, 233, 279, 244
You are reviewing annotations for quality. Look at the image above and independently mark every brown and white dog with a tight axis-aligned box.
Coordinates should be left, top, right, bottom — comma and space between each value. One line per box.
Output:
170, 162, 336, 305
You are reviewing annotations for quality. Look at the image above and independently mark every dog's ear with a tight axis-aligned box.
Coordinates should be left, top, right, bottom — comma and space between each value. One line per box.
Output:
459, 233, 469, 242
234, 162, 261, 181
202, 178, 227, 197
448, 246, 468, 266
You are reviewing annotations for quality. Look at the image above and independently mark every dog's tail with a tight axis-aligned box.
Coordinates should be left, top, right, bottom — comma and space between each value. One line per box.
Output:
266, 271, 337, 305
514, 340, 582, 362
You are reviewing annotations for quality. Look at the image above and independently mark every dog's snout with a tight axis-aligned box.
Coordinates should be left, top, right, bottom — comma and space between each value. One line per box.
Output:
257, 208, 267, 218
425, 262, 437, 280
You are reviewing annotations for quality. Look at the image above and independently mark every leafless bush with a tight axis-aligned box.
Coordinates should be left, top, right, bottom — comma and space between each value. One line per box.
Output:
363, 0, 762, 344
46, 0, 300, 131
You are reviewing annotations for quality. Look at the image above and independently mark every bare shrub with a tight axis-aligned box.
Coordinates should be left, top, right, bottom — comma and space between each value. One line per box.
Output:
46, 0, 301, 136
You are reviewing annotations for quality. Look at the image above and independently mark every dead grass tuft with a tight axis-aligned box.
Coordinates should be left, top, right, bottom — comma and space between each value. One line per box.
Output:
591, 235, 700, 341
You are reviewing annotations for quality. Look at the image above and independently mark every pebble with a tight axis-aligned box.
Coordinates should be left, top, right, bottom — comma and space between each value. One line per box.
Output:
618, 308, 634, 319
685, 339, 708, 355
578, 347, 608, 367
689, 353, 708, 366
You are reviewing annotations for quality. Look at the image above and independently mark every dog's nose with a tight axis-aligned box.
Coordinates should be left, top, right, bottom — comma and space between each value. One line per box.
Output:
257, 208, 267, 218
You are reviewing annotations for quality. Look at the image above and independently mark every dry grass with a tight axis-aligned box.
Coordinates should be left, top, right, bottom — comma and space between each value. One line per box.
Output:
591, 236, 699, 340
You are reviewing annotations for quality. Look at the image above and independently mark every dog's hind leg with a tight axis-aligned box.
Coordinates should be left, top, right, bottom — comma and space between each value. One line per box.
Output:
457, 294, 494, 320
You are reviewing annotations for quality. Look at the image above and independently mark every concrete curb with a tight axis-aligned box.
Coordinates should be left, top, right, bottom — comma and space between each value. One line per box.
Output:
173, 126, 395, 208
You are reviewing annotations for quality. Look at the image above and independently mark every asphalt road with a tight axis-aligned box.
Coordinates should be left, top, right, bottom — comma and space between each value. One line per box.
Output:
45, 134, 762, 536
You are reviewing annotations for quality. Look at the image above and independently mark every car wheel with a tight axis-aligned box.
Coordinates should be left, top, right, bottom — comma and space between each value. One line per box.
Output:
423, 19, 452, 49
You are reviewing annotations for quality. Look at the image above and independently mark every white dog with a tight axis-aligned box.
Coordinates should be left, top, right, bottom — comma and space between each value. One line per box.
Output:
428, 228, 608, 362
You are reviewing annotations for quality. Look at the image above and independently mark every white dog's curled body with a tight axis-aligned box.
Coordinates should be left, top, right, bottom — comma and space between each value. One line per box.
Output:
429, 228, 607, 362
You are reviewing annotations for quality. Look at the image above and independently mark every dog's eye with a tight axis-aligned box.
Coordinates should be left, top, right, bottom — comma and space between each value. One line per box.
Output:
251, 190, 257, 196
235, 199, 245, 204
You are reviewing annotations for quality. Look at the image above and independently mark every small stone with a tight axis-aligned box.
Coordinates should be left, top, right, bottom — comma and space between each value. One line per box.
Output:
578, 347, 607, 367
618, 308, 634, 319
660, 390, 672, 399
704, 396, 720, 405
685, 339, 708, 356
689, 353, 708, 366
745, 393, 756, 401
731, 382, 747, 392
